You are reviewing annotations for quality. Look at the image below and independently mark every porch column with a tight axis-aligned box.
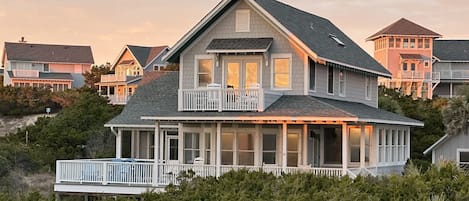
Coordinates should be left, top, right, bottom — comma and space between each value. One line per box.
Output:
303, 124, 308, 166
116, 129, 122, 158
406, 127, 411, 160
107, 86, 110, 96
341, 123, 348, 175
216, 122, 222, 177
360, 125, 366, 168
152, 122, 160, 187
282, 122, 287, 171
450, 82, 453, 98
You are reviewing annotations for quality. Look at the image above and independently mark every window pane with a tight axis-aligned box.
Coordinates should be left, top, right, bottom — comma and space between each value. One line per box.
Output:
274, 59, 289, 73
309, 58, 315, 90
323, 128, 342, 164
198, 59, 213, 87
205, 133, 211, 149
287, 133, 298, 151
221, 151, 233, 165
349, 128, 360, 163
328, 66, 334, 93
198, 75, 211, 88
274, 58, 290, 89
227, 63, 240, 89
184, 133, 192, 148
238, 152, 254, 165
263, 134, 276, 151
460, 152, 469, 162
222, 133, 233, 150
169, 139, 178, 160
245, 62, 258, 88
287, 153, 298, 167
275, 74, 289, 88
238, 133, 254, 151
263, 152, 276, 164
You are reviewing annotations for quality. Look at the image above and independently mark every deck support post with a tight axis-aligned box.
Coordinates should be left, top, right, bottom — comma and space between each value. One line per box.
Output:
116, 129, 122, 158
282, 122, 287, 171
216, 122, 222, 177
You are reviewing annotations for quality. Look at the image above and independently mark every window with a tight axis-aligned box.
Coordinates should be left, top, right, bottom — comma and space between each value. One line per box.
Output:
424, 39, 430, 48
403, 38, 409, 48
389, 38, 394, 48
418, 39, 423, 48
349, 127, 360, 163
424, 61, 429, 68
396, 38, 401, 48
411, 63, 416, 71
402, 63, 408, 71
262, 134, 277, 164
339, 69, 345, 97
184, 133, 200, 164
410, 39, 415, 48
287, 133, 299, 167
238, 133, 254, 165
457, 149, 469, 170
235, 9, 250, 32
328, 66, 334, 94
196, 56, 214, 87
272, 54, 291, 89
205, 133, 211, 164
43, 64, 49, 72
221, 132, 234, 165
309, 58, 316, 91
365, 76, 372, 100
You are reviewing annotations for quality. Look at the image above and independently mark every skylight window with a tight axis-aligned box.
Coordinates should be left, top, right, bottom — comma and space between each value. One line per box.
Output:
329, 34, 345, 47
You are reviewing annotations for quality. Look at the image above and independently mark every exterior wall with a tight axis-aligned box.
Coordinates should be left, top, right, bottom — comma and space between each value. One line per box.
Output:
181, 1, 306, 95
180, 1, 378, 105
310, 63, 378, 107
434, 132, 469, 164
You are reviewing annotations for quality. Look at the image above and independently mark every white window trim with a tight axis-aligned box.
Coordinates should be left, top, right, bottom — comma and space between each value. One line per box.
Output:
457, 148, 469, 164
271, 53, 292, 91
194, 54, 215, 88
338, 69, 346, 97
235, 9, 250, 32
365, 76, 372, 100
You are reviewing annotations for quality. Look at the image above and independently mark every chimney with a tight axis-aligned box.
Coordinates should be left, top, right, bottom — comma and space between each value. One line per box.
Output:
19, 37, 27, 43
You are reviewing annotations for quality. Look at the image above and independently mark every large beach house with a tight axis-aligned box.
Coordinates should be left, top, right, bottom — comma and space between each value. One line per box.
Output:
54, 0, 422, 196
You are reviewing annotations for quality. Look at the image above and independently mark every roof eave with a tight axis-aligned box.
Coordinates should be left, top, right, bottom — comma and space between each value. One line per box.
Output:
423, 134, 448, 155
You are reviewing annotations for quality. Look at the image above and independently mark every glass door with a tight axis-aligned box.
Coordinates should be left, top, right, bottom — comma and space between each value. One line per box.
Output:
225, 58, 260, 89
166, 135, 179, 164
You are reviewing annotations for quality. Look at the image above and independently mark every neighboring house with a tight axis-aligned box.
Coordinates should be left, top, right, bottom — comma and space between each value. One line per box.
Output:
54, 0, 422, 196
97, 44, 169, 105
432, 40, 469, 98
367, 18, 442, 99
2, 42, 94, 91
424, 132, 469, 170
0, 68, 3, 84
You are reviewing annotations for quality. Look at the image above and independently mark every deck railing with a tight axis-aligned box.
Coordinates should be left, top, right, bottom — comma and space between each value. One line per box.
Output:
12, 69, 39, 78
56, 159, 345, 186
106, 95, 130, 105
179, 88, 264, 112
437, 70, 469, 80
100, 74, 127, 83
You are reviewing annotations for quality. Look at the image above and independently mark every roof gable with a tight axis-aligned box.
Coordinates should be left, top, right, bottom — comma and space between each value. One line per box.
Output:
4, 42, 94, 64
367, 18, 441, 41
112, 45, 169, 70
165, 0, 390, 77
433, 40, 469, 62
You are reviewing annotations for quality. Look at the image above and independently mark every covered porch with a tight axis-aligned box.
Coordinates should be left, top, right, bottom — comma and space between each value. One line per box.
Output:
55, 121, 411, 194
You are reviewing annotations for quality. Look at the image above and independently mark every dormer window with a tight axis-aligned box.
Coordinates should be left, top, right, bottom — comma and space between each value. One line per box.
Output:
235, 9, 250, 32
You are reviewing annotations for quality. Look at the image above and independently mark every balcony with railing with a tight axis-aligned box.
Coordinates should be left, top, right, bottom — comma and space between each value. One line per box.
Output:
100, 74, 127, 83
106, 95, 130, 105
395, 71, 440, 82
55, 158, 345, 194
179, 87, 265, 112
12, 69, 39, 78
437, 70, 469, 80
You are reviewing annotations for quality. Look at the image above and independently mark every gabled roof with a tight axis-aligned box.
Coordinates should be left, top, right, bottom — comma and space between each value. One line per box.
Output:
164, 0, 391, 77
367, 18, 441, 41
127, 45, 168, 67
433, 40, 469, 62
423, 134, 449, 155
4, 42, 94, 64
106, 71, 422, 127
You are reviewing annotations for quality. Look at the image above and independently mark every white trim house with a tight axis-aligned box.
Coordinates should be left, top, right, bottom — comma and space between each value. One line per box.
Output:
54, 0, 422, 196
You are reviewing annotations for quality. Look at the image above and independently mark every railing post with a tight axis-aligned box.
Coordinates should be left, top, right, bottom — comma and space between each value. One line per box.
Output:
102, 162, 108, 185
55, 161, 61, 184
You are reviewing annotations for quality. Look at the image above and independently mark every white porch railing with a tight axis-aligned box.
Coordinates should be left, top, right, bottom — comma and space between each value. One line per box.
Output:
459, 162, 469, 171
437, 70, 469, 80
56, 159, 345, 187
179, 88, 264, 112
100, 74, 127, 83
107, 95, 130, 105
13, 69, 39, 78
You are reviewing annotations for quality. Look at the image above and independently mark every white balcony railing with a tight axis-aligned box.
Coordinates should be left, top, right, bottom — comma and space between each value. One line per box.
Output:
396, 71, 440, 82
55, 159, 345, 187
179, 88, 264, 112
100, 74, 127, 83
437, 70, 469, 80
12, 69, 39, 78
106, 95, 130, 105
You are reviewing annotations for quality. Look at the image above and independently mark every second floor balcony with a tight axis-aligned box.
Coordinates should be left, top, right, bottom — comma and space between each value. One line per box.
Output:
100, 74, 127, 83
396, 71, 440, 82
179, 86, 266, 112
437, 70, 469, 80
13, 69, 39, 78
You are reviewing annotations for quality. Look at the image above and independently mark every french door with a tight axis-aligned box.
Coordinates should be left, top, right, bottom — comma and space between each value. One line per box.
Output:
225, 58, 260, 89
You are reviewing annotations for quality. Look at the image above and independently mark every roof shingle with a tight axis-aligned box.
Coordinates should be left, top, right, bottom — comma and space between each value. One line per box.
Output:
433, 40, 469, 61
4, 42, 94, 64
367, 18, 441, 41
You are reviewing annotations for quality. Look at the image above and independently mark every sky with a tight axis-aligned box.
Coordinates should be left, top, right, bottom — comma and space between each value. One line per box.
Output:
0, 0, 468, 65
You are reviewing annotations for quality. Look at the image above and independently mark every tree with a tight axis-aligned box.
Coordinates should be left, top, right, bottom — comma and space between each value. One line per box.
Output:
83, 63, 112, 89
442, 85, 469, 136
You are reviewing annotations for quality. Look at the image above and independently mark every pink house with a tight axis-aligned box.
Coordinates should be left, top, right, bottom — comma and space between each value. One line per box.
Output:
2, 42, 94, 91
